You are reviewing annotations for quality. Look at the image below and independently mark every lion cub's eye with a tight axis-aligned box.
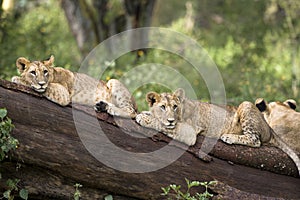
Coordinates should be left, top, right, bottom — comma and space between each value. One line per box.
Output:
30, 71, 36, 76
44, 70, 48, 75
160, 105, 166, 111
173, 105, 178, 111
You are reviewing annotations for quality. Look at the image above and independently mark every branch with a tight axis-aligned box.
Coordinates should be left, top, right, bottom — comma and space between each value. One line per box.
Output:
0, 79, 299, 199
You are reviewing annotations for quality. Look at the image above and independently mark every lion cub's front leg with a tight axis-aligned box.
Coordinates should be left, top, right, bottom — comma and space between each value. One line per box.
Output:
12, 76, 23, 84
136, 112, 197, 146
12, 76, 70, 106
95, 79, 137, 118
96, 101, 137, 118
44, 83, 70, 106
136, 111, 162, 130
169, 123, 198, 146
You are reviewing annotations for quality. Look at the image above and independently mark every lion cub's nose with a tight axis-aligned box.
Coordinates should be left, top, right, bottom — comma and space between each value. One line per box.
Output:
167, 118, 175, 123
38, 81, 46, 86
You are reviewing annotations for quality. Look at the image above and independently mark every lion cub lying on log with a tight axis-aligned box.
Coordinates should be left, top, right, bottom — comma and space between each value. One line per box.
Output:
136, 88, 300, 175
256, 98, 300, 154
11, 56, 137, 118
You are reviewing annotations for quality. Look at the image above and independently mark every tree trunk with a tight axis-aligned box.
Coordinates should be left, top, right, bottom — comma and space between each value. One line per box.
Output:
60, 0, 97, 57
123, 0, 156, 51
0, 79, 299, 200
60, 0, 156, 57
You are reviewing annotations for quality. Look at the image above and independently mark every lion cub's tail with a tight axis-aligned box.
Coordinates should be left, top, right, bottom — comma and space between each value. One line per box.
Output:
270, 131, 300, 177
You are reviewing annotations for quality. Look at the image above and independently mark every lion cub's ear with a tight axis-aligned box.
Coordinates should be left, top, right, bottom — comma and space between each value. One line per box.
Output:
16, 57, 30, 74
284, 99, 297, 110
44, 55, 55, 66
146, 92, 160, 107
255, 98, 268, 112
174, 88, 185, 103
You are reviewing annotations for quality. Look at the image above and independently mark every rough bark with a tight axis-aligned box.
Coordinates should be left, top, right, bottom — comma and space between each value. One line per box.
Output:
0, 79, 299, 200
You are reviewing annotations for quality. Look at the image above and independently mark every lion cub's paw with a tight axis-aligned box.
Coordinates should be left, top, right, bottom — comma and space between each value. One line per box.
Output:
220, 134, 235, 144
136, 112, 151, 126
94, 101, 108, 112
11, 76, 20, 83
183, 136, 197, 146
174, 123, 197, 146
135, 114, 143, 124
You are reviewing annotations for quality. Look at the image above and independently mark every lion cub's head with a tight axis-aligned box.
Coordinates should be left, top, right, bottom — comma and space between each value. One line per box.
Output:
255, 98, 297, 123
146, 88, 185, 129
16, 55, 55, 93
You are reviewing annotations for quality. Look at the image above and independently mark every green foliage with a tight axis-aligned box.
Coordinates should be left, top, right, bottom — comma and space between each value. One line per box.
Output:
0, 108, 18, 161
0, 108, 28, 200
19, 188, 29, 200
161, 178, 217, 200
104, 194, 113, 200
2, 179, 28, 200
167, 0, 300, 104
0, 0, 80, 80
73, 184, 113, 200
73, 183, 82, 200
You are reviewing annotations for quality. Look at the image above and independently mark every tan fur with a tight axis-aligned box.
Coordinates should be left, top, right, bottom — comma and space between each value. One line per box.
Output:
136, 88, 300, 175
255, 98, 300, 153
12, 55, 137, 118
136, 88, 270, 146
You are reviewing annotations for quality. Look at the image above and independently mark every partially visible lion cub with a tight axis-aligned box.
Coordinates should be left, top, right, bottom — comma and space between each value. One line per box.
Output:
11, 55, 137, 118
136, 88, 300, 175
255, 98, 300, 153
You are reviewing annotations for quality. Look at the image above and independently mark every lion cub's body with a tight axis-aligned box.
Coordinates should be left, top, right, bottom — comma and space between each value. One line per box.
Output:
136, 89, 272, 146
12, 56, 137, 118
136, 89, 300, 175
256, 99, 300, 153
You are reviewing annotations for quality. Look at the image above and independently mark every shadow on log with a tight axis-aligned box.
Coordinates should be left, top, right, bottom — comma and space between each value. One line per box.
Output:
0, 79, 299, 199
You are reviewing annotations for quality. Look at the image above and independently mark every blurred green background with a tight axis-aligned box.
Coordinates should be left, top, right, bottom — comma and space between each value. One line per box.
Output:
1, 0, 300, 110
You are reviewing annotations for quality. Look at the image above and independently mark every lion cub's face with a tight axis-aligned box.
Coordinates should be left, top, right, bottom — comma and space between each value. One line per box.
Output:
16, 56, 54, 93
146, 88, 185, 129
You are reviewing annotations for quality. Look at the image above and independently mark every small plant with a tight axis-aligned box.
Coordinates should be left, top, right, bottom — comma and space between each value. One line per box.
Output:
0, 108, 18, 161
161, 178, 217, 200
2, 178, 28, 200
74, 183, 83, 200
0, 108, 28, 200
104, 194, 113, 200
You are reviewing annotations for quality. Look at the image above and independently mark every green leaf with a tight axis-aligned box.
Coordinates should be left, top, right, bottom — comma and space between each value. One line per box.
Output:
74, 183, 82, 188
189, 181, 200, 187
19, 189, 29, 200
0, 108, 7, 120
170, 184, 182, 194
0, 151, 5, 161
200, 181, 208, 186
208, 180, 218, 186
161, 186, 170, 195
6, 178, 19, 190
104, 195, 113, 200
185, 178, 190, 186
3, 190, 11, 198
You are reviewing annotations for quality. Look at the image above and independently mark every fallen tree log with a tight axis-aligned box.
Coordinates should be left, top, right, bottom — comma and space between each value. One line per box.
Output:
0, 79, 299, 199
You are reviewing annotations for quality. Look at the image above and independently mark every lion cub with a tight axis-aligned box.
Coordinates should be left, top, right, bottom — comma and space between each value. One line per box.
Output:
255, 98, 300, 153
136, 88, 300, 175
11, 56, 137, 118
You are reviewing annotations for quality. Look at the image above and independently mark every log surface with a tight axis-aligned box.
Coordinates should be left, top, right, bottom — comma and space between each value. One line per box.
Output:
0, 79, 299, 199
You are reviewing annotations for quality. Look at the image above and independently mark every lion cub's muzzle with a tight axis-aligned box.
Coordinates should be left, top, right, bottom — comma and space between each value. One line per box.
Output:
165, 118, 176, 129
32, 81, 48, 93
